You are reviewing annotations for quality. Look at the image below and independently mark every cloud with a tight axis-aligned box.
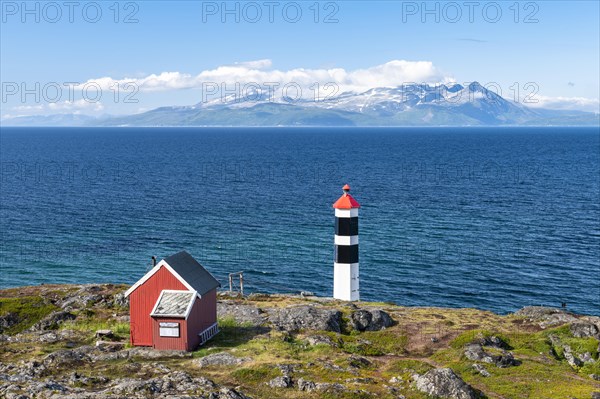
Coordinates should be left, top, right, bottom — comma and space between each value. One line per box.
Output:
8, 100, 104, 118
233, 59, 273, 69
76, 59, 451, 96
526, 96, 600, 113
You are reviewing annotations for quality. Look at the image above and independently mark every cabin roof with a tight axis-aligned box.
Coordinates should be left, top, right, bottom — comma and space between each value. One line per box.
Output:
124, 251, 221, 298
164, 251, 221, 296
150, 290, 196, 318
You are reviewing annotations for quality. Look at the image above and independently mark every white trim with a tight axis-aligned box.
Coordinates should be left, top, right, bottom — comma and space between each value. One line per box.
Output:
124, 259, 201, 298
335, 208, 359, 218
334, 235, 359, 245
184, 291, 197, 319
124, 260, 167, 297
149, 289, 197, 319
149, 289, 167, 315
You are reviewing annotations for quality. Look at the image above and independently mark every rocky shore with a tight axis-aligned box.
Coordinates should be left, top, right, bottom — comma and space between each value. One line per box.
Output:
0, 284, 599, 399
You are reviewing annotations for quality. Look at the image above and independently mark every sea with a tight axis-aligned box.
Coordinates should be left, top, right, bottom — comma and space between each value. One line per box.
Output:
1, 127, 599, 316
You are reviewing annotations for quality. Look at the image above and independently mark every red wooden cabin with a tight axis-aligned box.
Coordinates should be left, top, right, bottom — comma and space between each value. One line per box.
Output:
124, 251, 221, 351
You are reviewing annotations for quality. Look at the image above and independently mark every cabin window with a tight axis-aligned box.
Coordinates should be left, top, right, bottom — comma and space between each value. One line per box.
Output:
159, 322, 180, 337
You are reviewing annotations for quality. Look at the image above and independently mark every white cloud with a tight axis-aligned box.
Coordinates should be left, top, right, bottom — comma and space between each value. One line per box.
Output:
527, 96, 600, 113
7, 100, 104, 118
76, 59, 451, 96
48, 99, 104, 112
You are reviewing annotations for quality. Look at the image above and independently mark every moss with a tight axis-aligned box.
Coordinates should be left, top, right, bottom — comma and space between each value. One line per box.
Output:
0, 296, 58, 334
341, 330, 408, 356
386, 359, 434, 376
61, 318, 130, 341
449, 329, 513, 349
231, 365, 279, 384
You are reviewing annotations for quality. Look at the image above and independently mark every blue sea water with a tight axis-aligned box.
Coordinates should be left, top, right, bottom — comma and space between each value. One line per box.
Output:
0, 127, 599, 315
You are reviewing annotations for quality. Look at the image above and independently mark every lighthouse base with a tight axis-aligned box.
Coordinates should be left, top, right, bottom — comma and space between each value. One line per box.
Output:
333, 263, 359, 301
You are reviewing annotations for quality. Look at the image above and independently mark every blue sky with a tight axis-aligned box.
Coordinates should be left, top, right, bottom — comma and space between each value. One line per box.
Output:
1, 0, 599, 117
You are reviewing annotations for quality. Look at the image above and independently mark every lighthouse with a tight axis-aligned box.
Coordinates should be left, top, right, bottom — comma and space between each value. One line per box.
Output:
332, 184, 360, 301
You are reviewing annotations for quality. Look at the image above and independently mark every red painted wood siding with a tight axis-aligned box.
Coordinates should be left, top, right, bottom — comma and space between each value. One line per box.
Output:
152, 317, 188, 351
186, 289, 218, 350
129, 266, 187, 346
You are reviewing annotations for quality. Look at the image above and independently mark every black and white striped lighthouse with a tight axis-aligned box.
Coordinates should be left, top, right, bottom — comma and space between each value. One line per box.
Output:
332, 184, 360, 301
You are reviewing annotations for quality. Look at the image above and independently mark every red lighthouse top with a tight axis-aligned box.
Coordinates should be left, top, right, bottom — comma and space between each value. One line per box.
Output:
332, 184, 361, 209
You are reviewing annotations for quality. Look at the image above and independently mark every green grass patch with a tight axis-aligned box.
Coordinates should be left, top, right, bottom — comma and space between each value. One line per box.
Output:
231, 365, 279, 384
0, 296, 58, 334
341, 330, 408, 356
386, 359, 434, 376
61, 318, 130, 341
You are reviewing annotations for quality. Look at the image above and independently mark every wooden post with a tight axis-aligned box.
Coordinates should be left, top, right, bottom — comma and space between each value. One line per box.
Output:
240, 273, 244, 296
229, 274, 233, 293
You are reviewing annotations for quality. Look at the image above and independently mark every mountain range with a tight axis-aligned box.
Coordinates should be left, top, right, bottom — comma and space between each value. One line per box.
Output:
3, 82, 599, 127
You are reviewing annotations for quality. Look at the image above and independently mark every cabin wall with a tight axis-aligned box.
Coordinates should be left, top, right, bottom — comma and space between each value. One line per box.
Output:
186, 289, 218, 350
152, 317, 188, 351
129, 266, 187, 346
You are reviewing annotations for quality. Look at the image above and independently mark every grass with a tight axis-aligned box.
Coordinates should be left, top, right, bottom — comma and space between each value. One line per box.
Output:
231, 365, 279, 384
386, 359, 434, 376
341, 329, 408, 356
61, 318, 130, 341
0, 296, 58, 334
432, 324, 600, 399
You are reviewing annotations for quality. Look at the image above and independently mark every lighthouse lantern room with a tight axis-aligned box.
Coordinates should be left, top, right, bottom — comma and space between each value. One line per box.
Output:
332, 184, 360, 301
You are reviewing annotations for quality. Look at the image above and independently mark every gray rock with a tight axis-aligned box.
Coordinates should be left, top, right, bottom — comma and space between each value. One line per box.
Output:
95, 340, 124, 352
591, 374, 600, 381
570, 322, 600, 339
28, 311, 76, 331
112, 292, 129, 308
217, 302, 267, 326
196, 352, 251, 368
464, 344, 495, 364
268, 305, 343, 332
474, 335, 510, 350
464, 343, 519, 368
514, 307, 578, 328
43, 346, 94, 367
415, 368, 477, 399
563, 345, 584, 368
267, 376, 293, 388
592, 392, 600, 399
0, 313, 20, 333
580, 352, 595, 363
276, 363, 301, 376
210, 387, 252, 399
472, 364, 491, 377
128, 347, 192, 359
296, 378, 317, 392
315, 382, 347, 392
350, 309, 394, 331
306, 334, 340, 347
95, 329, 114, 339
60, 286, 106, 310
348, 355, 372, 368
